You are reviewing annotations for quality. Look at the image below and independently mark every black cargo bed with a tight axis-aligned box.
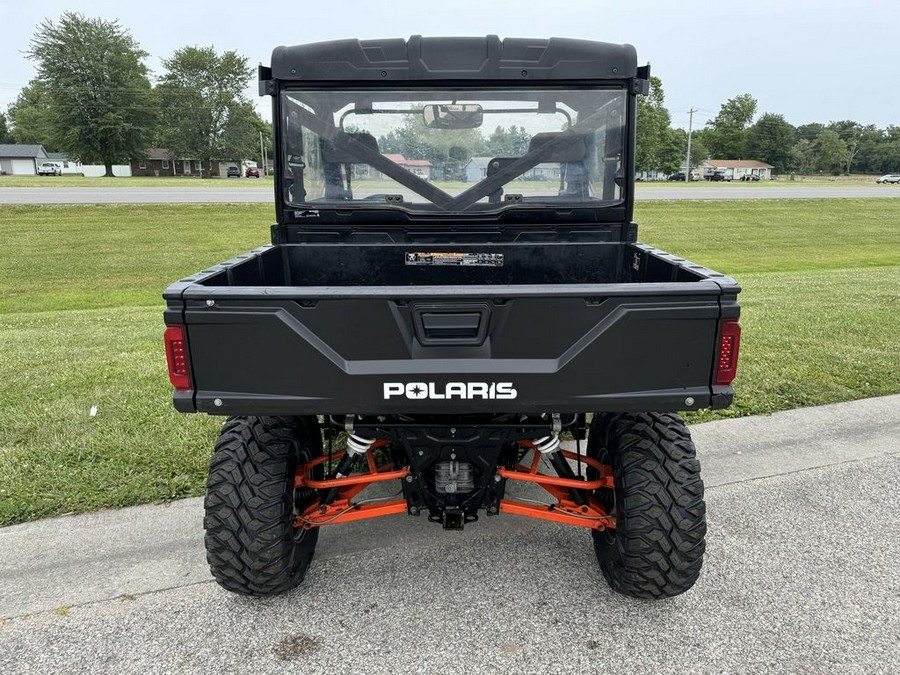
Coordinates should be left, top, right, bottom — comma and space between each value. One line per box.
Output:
164, 241, 739, 416
188, 241, 722, 289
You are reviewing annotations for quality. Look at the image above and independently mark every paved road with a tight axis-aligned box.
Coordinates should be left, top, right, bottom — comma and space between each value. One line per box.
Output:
0, 187, 273, 204
1, 185, 899, 204
1, 396, 899, 674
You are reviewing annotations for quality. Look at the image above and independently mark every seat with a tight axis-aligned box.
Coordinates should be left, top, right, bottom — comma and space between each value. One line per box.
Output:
528, 132, 593, 199
319, 132, 380, 199
484, 132, 591, 202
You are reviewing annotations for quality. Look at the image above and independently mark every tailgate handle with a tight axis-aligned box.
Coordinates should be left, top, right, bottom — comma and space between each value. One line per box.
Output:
412, 304, 490, 346
422, 312, 480, 338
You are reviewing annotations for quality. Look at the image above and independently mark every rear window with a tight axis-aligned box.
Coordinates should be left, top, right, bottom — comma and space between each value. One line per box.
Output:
280, 87, 626, 215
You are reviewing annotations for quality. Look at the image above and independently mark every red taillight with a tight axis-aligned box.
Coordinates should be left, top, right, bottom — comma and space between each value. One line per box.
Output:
715, 319, 741, 385
164, 325, 191, 390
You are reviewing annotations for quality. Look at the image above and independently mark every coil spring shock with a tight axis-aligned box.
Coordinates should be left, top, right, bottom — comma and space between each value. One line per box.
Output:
322, 432, 377, 505
344, 433, 376, 460
533, 420, 588, 506
533, 434, 561, 455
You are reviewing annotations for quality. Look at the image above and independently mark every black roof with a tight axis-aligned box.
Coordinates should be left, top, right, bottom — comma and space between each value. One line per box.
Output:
270, 36, 637, 82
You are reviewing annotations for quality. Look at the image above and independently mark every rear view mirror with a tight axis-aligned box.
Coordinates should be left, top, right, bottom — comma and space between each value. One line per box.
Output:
423, 104, 484, 129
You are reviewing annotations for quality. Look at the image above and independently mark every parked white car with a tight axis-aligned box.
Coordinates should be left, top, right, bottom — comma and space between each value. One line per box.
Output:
36, 162, 62, 176
875, 174, 900, 184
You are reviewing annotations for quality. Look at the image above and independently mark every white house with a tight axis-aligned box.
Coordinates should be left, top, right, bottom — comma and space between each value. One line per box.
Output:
700, 160, 774, 180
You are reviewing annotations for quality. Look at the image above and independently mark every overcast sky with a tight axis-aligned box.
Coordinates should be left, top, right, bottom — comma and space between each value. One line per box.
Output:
2, 0, 898, 129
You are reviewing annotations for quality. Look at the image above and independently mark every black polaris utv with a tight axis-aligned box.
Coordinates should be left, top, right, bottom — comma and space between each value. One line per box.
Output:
163, 36, 741, 599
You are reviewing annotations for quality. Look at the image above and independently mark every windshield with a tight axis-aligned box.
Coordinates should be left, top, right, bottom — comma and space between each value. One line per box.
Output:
280, 88, 626, 214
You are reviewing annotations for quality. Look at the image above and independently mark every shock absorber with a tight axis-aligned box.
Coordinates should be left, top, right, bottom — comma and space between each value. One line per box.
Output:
533, 415, 588, 506
322, 420, 377, 505
533, 434, 561, 455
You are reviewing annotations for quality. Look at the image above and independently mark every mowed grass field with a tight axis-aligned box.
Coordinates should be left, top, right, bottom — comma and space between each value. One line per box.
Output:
1, 199, 898, 525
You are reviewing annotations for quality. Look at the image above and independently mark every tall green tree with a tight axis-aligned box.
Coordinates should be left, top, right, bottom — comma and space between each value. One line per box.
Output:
873, 139, 900, 173
5, 80, 57, 147
827, 120, 884, 174
485, 125, 531, 157
787, 139, 815, 174
827, 120, 864, 174
658, 127, 687, 174
687, 129, 711, 168
27, 13, 156, 176
666, 129, 709, 173
813, 129, 847, 174
0, 112, 11, 144
746, 113, 796, 173
705, 93, 757, 159
795, 123, 825, 142
635, 76, 673, 173
157, 46, 256, 177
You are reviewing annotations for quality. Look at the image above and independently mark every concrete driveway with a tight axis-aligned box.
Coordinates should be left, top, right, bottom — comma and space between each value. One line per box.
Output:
1, 395, 898, 674
1, 184, 899, 204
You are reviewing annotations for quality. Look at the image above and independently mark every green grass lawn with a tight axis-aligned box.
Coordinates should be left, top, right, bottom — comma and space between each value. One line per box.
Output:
1, 199, 898, 524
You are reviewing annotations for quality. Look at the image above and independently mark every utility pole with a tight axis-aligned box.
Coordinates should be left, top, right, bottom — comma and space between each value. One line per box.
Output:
685, 108, 697, 182
259, 131, 266, 177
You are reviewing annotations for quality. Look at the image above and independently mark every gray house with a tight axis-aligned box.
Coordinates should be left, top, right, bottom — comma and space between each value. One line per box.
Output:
0, 144, 49, 175
465, 156, 562, 183
464, 157, 492, 182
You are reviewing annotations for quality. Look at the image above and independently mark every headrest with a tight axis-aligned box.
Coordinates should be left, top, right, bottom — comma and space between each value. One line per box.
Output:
527, 132, 588, 163
320, 132, 379, 164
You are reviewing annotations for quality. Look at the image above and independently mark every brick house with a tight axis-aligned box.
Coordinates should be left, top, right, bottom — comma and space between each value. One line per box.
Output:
130, 149, 229, 177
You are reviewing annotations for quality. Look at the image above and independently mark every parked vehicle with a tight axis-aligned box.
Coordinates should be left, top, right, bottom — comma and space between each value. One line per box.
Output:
245, 166, 260, 178
875, 174, 900, 184
706, 169, 730, 182
667, 172, 699, 182
226, 166, 241, 178
164, 37, 741, 600
36, 162, 62, 176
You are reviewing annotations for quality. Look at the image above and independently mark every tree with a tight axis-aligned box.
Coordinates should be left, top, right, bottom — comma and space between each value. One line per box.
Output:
665, 129, 709, 173
158, 46, 255, 178
795, 123, 825, 142
827, 120, 864, 174
6, 80, 58, 148
221, 101, 270, 165
813, 129, 847, 174
827, 120, 884, 174
687, 129, 711, 168
484, 125, 531, 157
379, 114, 487, 179
27, 13, 156, 176
0, 112, 10, 144
659, 127, 686, 174
746, 113, 796, 173
635, 76, 673, 173
872, 128, 900, 173
705, 93, 757, 159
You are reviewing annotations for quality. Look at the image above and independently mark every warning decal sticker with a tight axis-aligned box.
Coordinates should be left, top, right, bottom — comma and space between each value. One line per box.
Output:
405, 252, 504, 267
